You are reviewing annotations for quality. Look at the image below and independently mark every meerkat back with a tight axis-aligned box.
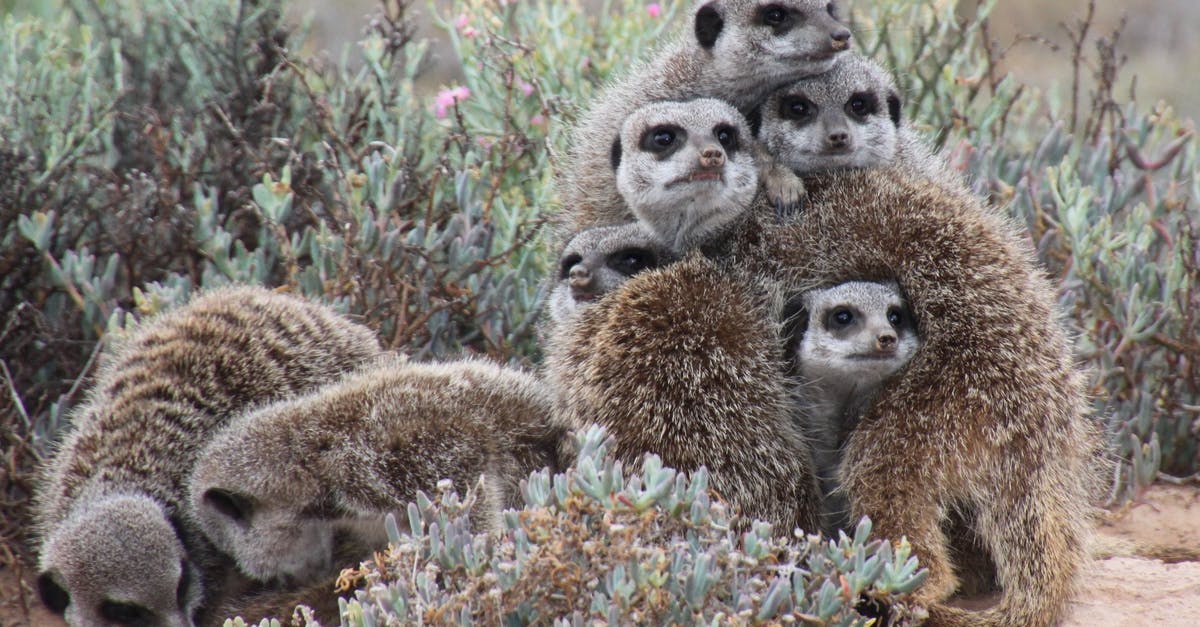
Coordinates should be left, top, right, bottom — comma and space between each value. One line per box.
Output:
33, 286, 381, 627
190, 357, 567, 588
560, 0, 851, 237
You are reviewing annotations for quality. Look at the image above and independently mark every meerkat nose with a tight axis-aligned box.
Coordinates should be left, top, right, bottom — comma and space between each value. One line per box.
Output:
699, 147, 725, 169
827, 130, 849, 148
831, 28, 852, 49
568, 266, 592, 286
876, 333, 897, 352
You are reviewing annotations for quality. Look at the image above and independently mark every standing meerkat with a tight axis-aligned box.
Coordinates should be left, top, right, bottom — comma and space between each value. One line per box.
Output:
542, 253, 821, 534
613, 98, 759, 252
32, 286, 382, 627
546, 222, 674, 330
753, 53, 952, 207
189, 357, 567, 588
733, 166, 1106, 626
560, 0, 851, 237
791, 280, 919, 534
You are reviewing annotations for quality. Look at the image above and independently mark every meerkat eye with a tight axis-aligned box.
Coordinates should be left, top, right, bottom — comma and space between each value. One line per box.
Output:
758, 4, 794, 29
640, 125, 685, 155
827, 307, 854, 328
100, 600, 154, 626
559, 253, 582, 279
846, 92, 879, 120
780, 96, 817, 122
714, 124, 739, 151
607, 248, 658, 276
827, 2, 838, 18
887, 306, 905, 327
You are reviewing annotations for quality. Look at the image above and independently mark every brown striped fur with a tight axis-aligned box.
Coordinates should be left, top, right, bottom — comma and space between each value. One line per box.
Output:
33, 286, 382, 627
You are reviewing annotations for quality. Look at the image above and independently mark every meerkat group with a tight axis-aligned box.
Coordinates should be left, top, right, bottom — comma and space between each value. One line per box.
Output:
30, 2, 1110, 627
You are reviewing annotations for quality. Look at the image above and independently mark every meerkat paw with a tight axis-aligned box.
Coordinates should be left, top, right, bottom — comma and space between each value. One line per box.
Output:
763, 165, 807, 218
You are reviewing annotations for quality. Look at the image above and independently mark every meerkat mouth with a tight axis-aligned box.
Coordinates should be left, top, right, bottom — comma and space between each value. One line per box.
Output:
666, 171, 724, 188
571, 290, 597, 302
848, 353, 897, 361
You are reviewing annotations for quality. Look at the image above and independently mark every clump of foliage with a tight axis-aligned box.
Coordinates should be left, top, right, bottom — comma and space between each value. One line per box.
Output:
225, 427, 927, 626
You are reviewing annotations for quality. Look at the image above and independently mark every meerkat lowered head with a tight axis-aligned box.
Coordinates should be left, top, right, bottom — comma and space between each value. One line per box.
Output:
754, 52, 950, 198
614, 98, 759, 251
190, 357, 567, 587
791, 280, 919, 533
560, 0, 851, 237
33, 286, 382, 627
546, 222, 675, 330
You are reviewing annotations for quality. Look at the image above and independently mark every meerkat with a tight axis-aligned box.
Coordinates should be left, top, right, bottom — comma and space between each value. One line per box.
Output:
542, 253, 821, 534
725, 166, 1107, 626
545, 222, 674, 331
611, 98, 760, 252
790, 280, 919, 534
752, 52, 953, 208
189, 356, 567, 587
560, 0, 851, 237
32, 286, 382, 627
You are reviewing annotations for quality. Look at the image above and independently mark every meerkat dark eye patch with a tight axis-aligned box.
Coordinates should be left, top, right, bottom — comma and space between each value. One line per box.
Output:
779, 95, 817, 123
203, 488, 253, 523
714, 124, 740, 152
887, 90, 902, 127
37, 573, 70, 614
559, 253, 583, 279
845, 92, 879, 120
826, 307, 855, 329
694, 3, 724, 49
606, 248, 658, 276
640, 125, 686, 159
758, 4, 796, 34
100, 600, 154, 626
887, 306, 905, 327
826, 2, 838, 19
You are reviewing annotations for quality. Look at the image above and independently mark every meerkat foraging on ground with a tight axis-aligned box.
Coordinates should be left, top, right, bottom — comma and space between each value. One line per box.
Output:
753, 53, 951, 208
546, 222, 674, 330
33, 286, 382, 627
613, 98, 759, 251
543, 253, 821, 534
733, 166, 1107, 626
560, 0, 851, 237
190, 357, 567, 587
791, 280, 919, 534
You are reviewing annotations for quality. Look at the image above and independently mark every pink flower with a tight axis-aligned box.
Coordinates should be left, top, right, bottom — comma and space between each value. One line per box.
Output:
434, 86, 471, 119
647, 3, 662, 18
462, 26, 479, 38
531, 114, 547, 127
518, 80, 535, 97
454, 13, 469, 30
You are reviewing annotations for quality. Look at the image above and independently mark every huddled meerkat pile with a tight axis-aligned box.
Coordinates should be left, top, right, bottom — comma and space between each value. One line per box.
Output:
32, 2, 1109, 627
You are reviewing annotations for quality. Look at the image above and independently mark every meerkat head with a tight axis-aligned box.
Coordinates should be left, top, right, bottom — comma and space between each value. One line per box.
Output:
190, 415, 334, 586
797, 280, 918, 388
692, 0, 851, 106
548, 222, 674, 325
758, 53, 903, 175
612, 98, 758, 250
37, 493, 201, 627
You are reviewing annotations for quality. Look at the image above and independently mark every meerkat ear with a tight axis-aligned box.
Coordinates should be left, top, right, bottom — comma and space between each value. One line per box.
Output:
694, 3, 724, 49
887, 90, 902, 127
37, 572, 70, 615
746, 105, 763, 137
610, 135, 622, 171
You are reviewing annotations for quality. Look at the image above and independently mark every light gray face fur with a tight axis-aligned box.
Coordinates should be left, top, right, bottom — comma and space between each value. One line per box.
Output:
37, 494, 196, 627
615, 99, 758, 250
798, 280, 918, 389
760, 54, 902, 174
695, 0, 852, 107
548, 223, 673, 325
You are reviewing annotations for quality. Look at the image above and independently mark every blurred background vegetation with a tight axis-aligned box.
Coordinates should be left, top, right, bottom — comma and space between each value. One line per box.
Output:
0, 0, 1196, 607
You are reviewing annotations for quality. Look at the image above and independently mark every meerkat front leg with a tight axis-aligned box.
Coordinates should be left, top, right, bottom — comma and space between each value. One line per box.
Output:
755, 141, 807, 216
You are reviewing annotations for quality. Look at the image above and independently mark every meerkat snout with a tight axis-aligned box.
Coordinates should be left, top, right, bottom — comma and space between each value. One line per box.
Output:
698, 145, 726, 171
875, 329, 897, 352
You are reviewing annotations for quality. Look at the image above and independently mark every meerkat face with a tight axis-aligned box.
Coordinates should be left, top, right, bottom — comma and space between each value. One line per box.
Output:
693, 0, 852, 106
613, 99, 758, 250
798, 281, 918, 386
759, 54, 903, 174
548, 222, 673, 325
38, 495, 199, 627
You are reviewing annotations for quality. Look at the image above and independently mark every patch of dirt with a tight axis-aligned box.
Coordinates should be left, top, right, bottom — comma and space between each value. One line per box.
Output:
3, 484, 1197, 626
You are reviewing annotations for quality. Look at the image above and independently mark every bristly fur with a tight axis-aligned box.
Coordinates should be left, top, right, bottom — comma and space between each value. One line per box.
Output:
727, 167, 1109, 627
33, 286, 382, 627
559, 0, 851, 241
542, 253, 821, 534
190, 357, 568, 588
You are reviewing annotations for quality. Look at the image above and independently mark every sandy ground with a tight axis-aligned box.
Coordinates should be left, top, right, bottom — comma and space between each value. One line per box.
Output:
3, 483, 1198, 626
